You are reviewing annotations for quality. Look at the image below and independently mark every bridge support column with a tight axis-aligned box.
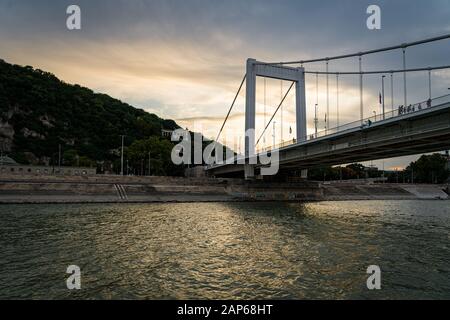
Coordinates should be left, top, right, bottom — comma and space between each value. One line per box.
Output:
295, 67, 307, 143
245, 59, 257, 161
244, 59, 308, 180
296, 68, 308, 179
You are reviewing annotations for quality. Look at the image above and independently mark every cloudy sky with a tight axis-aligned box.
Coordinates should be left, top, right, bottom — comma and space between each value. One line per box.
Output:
1, 0, 449, 169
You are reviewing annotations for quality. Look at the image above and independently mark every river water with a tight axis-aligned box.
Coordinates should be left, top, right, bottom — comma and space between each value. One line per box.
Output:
1, 201, 449, 299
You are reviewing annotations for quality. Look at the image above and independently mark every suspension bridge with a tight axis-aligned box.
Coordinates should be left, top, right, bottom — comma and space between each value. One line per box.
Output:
206, 34, 450, 179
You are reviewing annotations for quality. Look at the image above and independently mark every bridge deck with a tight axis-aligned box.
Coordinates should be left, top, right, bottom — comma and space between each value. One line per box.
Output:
208, 96, 450, 176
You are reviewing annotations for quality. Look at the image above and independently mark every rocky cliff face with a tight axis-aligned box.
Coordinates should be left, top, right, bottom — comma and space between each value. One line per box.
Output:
0, 103, 52, 163
0, 120, 14, 152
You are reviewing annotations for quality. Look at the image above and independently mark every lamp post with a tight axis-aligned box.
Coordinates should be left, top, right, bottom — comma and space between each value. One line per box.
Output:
390, 72, 394, 112
58, 144, 62, 169
148, 151, 151, 176
272, 121, 277, 149
314, 104, 319, 137
120, 135, 125, 176
238, 136, 241, 154
428, 69, 432, 100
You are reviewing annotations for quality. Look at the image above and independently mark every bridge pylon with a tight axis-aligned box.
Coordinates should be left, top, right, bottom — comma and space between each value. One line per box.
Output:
245, 58, 307, 179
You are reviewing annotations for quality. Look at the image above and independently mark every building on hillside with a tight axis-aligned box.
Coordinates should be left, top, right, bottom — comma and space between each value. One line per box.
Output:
0, 156, 96, 176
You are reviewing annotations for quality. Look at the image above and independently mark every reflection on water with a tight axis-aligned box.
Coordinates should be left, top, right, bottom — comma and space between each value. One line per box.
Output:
0, 201, 449, 299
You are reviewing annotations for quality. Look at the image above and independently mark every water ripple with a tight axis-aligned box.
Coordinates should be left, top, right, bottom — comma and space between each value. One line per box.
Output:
0, 201, 449, 299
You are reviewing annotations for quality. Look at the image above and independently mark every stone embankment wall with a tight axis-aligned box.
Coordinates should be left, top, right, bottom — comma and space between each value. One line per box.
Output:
321, 183, 448, 200
0, 174, 448, 203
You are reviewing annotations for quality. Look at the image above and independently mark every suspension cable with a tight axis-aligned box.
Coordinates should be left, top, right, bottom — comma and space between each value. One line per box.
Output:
303, 65, 450, 75
256, 81, 295, 146
215, 74, 246, 143
258, 34, 450, 65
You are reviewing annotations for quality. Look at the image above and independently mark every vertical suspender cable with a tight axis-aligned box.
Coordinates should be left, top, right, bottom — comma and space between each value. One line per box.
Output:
359, 55, 363, 124
382, 75, 385, 120
403, 47, 407, 107
428, 68, 432, 100
315, 72, 319, 136
336, 73, 339, 129
256, 81, 295, 146
390, 72, 394, 111
263, 78, 266, 144
326, 60, 329, 132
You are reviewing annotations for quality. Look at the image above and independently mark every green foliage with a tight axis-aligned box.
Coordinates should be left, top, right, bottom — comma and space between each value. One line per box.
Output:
63, 149, 78, 166
126, 137, 184, 176
405, 154, 449, 184
0, 59, 184, 174
345, 163, 366, 178
9, 151, 30, 165
308, 163, 378, 181
308, 155, 449, 184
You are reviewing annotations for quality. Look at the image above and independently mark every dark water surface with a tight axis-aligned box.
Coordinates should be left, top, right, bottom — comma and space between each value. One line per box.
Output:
1, 201, 449, 299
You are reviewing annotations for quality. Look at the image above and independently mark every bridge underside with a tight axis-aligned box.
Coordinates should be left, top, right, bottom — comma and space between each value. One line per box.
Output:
208, 102, 450, 178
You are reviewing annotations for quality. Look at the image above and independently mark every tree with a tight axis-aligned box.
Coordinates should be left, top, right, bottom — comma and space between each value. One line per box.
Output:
63, 149, 78, 166
126, 137, 184, 176
346, 163, 365, 179
0, 59, 181, 168
405, 154, 449, 184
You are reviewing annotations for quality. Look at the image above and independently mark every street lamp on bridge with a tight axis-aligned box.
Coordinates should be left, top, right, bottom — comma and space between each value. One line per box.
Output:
120, 135, 125, 176
314, 104, 319, 137
272, 121, 277, 149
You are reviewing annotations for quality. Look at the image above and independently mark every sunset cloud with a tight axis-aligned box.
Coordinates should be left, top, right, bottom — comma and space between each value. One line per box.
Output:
1, 0, 449, 167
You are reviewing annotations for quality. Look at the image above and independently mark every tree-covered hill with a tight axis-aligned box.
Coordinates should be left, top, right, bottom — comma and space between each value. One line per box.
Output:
0, 58, 181, 172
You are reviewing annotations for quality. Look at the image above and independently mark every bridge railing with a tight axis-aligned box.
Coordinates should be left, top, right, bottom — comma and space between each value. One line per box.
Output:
257, 93, 450, 153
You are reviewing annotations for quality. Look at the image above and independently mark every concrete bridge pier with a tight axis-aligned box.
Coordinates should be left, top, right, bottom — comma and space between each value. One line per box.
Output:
244, 164, 255, 180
